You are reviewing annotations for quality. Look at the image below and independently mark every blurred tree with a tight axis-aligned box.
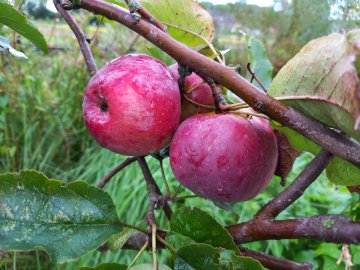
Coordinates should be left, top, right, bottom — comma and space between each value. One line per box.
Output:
25, 0, 55, 19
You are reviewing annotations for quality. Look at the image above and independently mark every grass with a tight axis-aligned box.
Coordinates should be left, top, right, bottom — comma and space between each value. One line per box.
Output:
0, 17, 359, 270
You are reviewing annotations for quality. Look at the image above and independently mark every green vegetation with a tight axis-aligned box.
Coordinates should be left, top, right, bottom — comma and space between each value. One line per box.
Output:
0, 0, 360, 269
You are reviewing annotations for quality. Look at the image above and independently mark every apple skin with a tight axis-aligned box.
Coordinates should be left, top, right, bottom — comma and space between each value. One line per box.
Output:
169, 64, 214, 120
83, 54, 181, 156
169, 113, 278, 202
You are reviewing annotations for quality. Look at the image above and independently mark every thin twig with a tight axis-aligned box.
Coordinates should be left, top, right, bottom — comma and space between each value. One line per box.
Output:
247, 63, 268, 93
183, 94, 215, 109
97, 157, 137, 188
53, 0, 97, 76
137, 157, 173, 219
255, 150, 333, 219
125, 0, 167, 32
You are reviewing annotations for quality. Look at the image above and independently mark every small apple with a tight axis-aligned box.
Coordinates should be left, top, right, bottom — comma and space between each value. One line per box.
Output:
83, 54, 181, 156
169, 113, 278, 202
169, 64, 214, 120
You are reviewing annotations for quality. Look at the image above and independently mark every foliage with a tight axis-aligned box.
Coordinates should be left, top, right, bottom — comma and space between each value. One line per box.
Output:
1, 0, 360, 269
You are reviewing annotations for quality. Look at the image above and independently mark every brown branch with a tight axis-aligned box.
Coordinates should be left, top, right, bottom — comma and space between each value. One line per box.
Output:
255, 150, 334, 220
137, 157, 172, 220
125, 0, 167, 32
238, 247, 313, 270
97, 157, 137, 188
227, 214, 360, 244
79, 0, 360, 168
119, 232, 313, 270
53, 0, 97, 76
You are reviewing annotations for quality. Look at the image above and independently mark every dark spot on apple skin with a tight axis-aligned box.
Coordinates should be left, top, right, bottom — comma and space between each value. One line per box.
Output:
99, 98, 108, 112
217, 155, 228, 168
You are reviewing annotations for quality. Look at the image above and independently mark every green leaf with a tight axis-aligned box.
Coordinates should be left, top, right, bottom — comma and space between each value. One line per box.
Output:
174, 244, 264, 270
107, 227, 135, 251
170, 207, 239, 253
326, 158, 360, 186
219, 249, 265, 270
0, 170, 121, 263
166, 232, 196, 250
247, 37, 273, 90
0, 2, 48, 53
268, 29, 360, 141
129, 264, 172, 270
175, 244, 221, 270
138, 0, 214, 49
271, 123, 360, 186
79, 263, 127, 270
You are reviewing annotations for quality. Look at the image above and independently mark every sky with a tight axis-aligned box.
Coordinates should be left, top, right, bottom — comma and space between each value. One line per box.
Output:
199, 0, 274, 6
47, 0, 275, 10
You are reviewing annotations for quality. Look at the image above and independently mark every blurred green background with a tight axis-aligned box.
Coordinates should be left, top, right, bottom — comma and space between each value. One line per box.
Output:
0, 0, 360, 269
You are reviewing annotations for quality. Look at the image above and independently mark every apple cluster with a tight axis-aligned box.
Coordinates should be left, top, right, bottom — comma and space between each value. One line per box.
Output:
83, 54, 278, 202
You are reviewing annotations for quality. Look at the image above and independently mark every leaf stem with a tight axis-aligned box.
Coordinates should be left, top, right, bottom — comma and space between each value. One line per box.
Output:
156, 235, 176, 255
119, 222, 150, 234
126, 241, 149, 270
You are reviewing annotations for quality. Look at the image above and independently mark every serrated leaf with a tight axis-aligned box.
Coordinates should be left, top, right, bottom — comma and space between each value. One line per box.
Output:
268, 29, 360, 141
0, 170, 121, 263
129, 264, 172, 270
271, 123, 360, 186
79, 263, 127, 270
138, 0, 214, 49
0, 2, 48, 53
247, 37, 273, 90
107, 227, 135, 251
170, 207, 238, 253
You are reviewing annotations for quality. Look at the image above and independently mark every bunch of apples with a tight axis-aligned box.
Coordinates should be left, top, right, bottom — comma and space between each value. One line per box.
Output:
83, 54, 278, 202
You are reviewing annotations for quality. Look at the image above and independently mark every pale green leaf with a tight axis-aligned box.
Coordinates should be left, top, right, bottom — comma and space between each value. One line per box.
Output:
138, 0, 214, 49
269, 29, 360, 141
247, 37, 273, 90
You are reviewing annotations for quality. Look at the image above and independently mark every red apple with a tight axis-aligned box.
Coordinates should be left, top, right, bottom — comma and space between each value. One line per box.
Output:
169, 64, 214, 120
83, 54, 181, 156
169, 113, 278, 202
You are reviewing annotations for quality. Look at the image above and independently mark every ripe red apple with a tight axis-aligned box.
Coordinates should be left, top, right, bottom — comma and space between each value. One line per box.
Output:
169, 64, 214, 120
169, 113, 278, 202
83, 54, 181, 156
